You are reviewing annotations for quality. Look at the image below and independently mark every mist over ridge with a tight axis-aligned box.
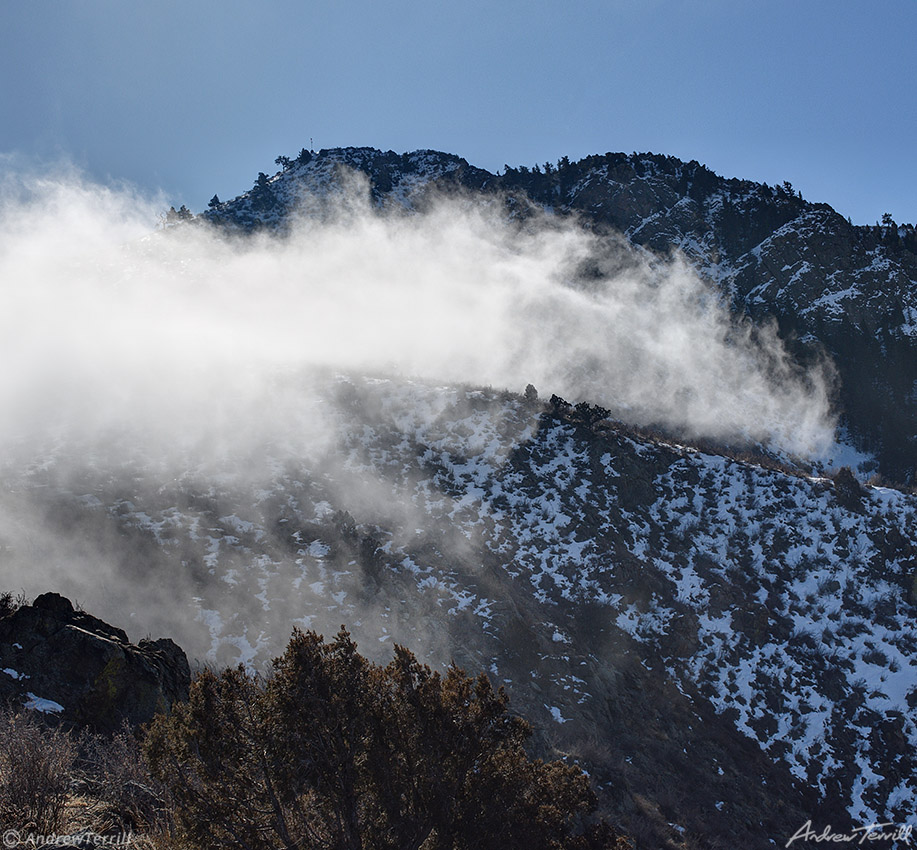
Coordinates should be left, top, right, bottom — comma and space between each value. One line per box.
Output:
3, 165, 917, 842
0, 168, 836, 461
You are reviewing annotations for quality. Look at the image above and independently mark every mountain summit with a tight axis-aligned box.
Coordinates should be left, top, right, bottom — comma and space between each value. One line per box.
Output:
203, 146, 917, 482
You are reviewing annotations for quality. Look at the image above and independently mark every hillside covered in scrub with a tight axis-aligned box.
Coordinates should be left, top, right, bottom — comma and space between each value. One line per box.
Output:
0, 597, 627, 850
3, 143, 917, 849
5, 376, 916, 848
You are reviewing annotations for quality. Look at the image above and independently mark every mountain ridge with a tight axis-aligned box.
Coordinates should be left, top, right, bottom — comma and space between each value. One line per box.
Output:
199, 146, 917, 482
4, 145, 916, 848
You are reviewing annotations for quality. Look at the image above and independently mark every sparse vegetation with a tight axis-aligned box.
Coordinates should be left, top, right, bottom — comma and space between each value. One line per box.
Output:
0, 708, 76, 832
78, 720, 173, 833
0, 590, 26, 618
0, 708, 174, 840
162, 205, 193, 227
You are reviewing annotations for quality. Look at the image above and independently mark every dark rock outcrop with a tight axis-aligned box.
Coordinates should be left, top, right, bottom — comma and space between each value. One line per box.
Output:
0, 592, 190, 731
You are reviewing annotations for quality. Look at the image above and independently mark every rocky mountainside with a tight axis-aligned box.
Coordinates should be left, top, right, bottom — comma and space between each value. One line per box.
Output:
7, 376, 916, 848
203, 147, 917, 481
4, 146, 916, 848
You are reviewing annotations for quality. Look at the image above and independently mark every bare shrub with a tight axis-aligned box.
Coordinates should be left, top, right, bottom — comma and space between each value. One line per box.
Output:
0, 591, 27, 618
0, 707, 77, 832
78, 722, 172, 833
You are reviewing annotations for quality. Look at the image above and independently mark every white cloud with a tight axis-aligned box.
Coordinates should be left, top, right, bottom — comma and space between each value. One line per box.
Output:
0, 172, 836, 460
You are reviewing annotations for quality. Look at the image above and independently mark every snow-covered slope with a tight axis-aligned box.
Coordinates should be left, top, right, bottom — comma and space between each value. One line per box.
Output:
7, 375, 915, 846
203, 147, 493, 230
5, 143, 915, 847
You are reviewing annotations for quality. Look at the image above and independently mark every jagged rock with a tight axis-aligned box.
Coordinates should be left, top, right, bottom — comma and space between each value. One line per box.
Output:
0, 592, 190, 731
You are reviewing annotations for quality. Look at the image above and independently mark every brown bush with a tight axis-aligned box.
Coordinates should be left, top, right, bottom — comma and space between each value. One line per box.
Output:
145, 628, 629, 850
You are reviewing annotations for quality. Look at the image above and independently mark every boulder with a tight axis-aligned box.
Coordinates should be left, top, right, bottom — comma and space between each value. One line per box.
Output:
0, 592, 190, 731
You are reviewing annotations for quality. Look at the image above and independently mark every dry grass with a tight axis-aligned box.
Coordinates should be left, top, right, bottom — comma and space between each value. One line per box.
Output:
0, 709, 176, 846
0, 707, 77, 832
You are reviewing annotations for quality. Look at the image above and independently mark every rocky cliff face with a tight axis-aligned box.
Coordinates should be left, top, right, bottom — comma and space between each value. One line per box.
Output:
0, 592, 190, 732
203, 147, 917, 481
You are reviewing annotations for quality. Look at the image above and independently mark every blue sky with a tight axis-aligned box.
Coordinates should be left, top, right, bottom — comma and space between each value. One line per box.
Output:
2, 0, 914, 224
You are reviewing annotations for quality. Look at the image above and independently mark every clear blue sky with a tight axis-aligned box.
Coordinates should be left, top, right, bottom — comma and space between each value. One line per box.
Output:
2, 0, 914, 224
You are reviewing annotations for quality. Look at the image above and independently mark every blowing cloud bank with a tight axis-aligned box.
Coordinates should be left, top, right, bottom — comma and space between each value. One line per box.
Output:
0, 166, 840, 648
0, 169, 836, 461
